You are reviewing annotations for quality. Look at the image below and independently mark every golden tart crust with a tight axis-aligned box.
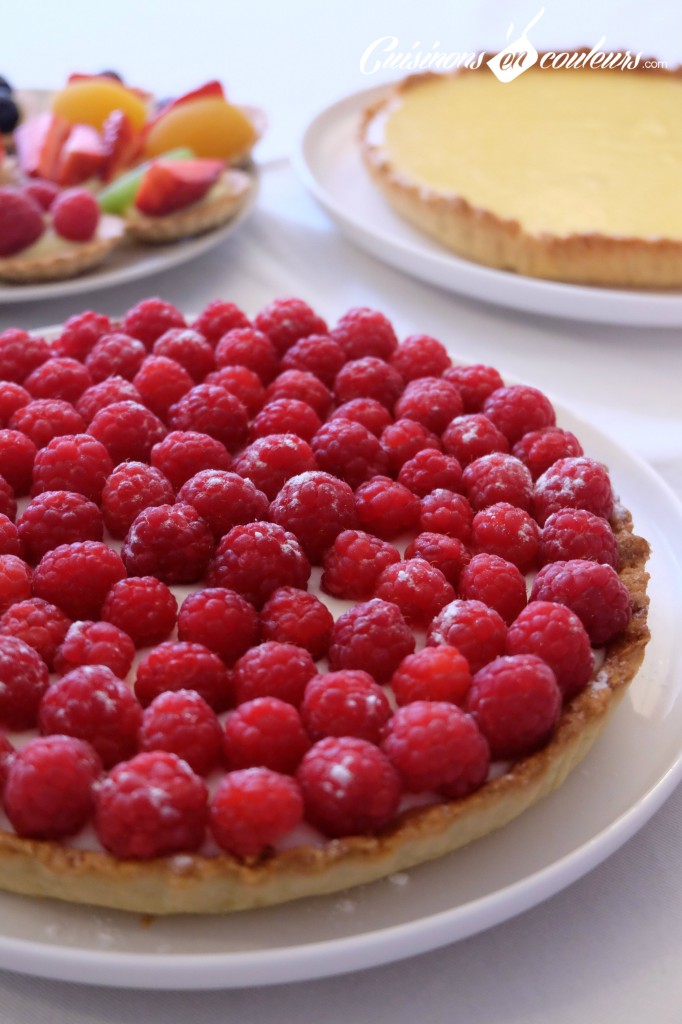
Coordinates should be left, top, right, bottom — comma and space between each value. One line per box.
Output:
0, 215, 125, 283
0, 506, 649, 915
360, 62, 682, 288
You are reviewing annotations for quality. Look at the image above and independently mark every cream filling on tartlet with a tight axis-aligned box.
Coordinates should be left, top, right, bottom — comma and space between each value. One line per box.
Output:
377, 69, 682, 239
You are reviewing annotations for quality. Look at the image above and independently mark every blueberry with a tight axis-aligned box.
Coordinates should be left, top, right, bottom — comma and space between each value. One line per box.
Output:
98, 70, 123, 82
0, 92, 19, 133
0, 75, 13, 94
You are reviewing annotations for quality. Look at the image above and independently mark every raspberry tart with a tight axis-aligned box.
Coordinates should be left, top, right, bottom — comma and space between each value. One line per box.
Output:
0, 297, 649, 914
360, 61, 682, 287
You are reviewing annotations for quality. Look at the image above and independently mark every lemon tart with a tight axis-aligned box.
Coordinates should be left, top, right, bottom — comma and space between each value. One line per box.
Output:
360, 64, 682, 288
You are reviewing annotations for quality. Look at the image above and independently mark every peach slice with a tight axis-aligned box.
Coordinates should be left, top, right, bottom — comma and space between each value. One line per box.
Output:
51, 79, 148, 131
143, 97, 257, 161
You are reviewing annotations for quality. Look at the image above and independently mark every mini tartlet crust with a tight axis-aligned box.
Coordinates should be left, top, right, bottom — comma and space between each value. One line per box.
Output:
359, 62, 682, 289
125, 168, 254, 244
0, 215, 125, 283
0, 506, 649, 915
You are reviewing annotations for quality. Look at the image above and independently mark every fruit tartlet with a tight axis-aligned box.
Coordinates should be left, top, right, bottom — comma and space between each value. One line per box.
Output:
0, 297, 649, 914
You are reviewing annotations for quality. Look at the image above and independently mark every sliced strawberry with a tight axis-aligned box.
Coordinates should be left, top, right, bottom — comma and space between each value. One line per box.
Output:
134, 158, 224, 216
101, 110, 141, 181
146, 81, 225, 132
57, 124, 106, 186
14, 113, 72, 181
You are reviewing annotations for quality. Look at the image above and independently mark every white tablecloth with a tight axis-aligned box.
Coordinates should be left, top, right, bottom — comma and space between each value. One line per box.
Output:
1, 2, 682, 1020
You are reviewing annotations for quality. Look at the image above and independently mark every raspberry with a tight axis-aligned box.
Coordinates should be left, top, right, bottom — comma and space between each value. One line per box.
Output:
394, 377, 463, 435
254, 297, 327, 355
210, 767, 303, 858
233, 434, 317, 500
397, 448, 463, 497
52, 188, 100, 241
39, 664, 142, 767
233, 641, 317, 707
471, 502, 540, 571
101, 461, 174, 538
0, 635, 49, 729
467, 654, 562, 759
24, 357, 92, 405
328, 598, 415, 683
9, 398, 86, 450
330, 397, 393, 437
0, 428, 36, 494
214, 327, 279, 384
4, 735, 100, 839
389, 334, 451, 382
31, 433, 113, 502
270, 470, 357, 563
122, 298, 186, 349
419, 489, 473, 540
223, 697, 310, 773
266, 369, 333, 420
533, 457, 614, 526
204, 365, 266, 417
0, 382, 30, 427
152, 327, 215, 382
483, 384, 556, 445
443, 364, 505, 412
0, 476, 15, 521
88, 400, 167, 465
52, 310, 112, 361
139, 690, 223, 775
0, 187, 44, 255
331, 306, 397, 360
462, 453, 533, 511
209, 521, 311, 608
428, 599, 507, 674
177, 587, 259, 665
311, 419, 387, 489
530, 559, 631, 645
459, 552, 527, 625
296, 736, 401, 837
0, 597, 70, 669
334, 356, 404, 410
390, 646, 472, 706
167, 383, 248, 452
512, 426, 584, 480
260, 587, 333, 660
441, 413, 510, 467
404, 532, 470, 588
84, 331, 146, 383
0, 327, 49, 383
354, 476, 419, 538
250, 398, 322, 442
301, 670, 391, 744
374, 558, 455, 627
32, 541, 126, 620
380, 418, 441, 474
122, 503, 214, 584
280, 333, 345, 386
177, 469, 268, 539
21, 179, 60, 211
0, 554, 32, 614
101, 576, 177, 648
540, 508, 619, 568
0, 476, 16, 521
191, 299, 250, 345
132, 355, 194, 420
321, 529, 400, 600
0, 733, 14, 792
76, 376, 142, 425
506, 601, 593, 701
0, 515, 21, 557
135, 641, 233, 710
383, 701, 489, 796
95, 751, 207, 859
150, 430, 231, 491
54, 619, 135, 678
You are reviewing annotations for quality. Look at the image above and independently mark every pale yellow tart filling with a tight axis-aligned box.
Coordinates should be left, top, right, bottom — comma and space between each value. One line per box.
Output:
361, 66, 682, 287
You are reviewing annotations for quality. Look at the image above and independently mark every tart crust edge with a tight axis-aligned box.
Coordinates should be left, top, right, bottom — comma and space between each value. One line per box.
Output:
0, 506, 650, 915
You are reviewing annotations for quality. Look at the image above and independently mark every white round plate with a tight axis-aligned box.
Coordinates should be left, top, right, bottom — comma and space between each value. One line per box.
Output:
0, 402, 679, 990
294, 84, 682, 328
